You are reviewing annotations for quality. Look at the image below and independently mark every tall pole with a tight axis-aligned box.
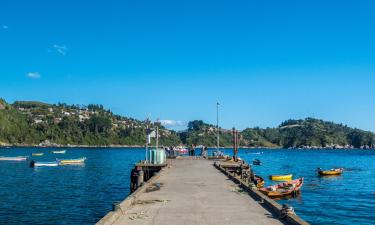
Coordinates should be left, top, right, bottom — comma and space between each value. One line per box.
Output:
216, 102, 220, 152
146, 124, 148, 163
156, 126, 159, 149
232, 128, 236, 159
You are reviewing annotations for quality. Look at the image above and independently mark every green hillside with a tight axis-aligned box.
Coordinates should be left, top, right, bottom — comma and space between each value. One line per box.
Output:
0, 99, 180, 146
1, 98, 374, 148
180, 119, 375, 148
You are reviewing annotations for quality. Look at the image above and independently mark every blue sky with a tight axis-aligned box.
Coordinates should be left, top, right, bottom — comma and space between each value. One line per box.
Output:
1, 0, 375, 131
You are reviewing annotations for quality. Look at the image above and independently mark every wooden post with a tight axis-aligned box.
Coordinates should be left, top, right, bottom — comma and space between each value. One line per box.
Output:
233, 128, 239, 161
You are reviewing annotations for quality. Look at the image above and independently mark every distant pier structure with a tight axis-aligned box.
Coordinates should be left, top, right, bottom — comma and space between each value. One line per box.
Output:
96, 156, 309, 225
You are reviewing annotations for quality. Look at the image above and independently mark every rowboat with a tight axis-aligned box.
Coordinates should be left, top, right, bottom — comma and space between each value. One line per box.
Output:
58, 157, 86, 165
253, 159, 262, 166
52, 150, 66, 154
317, 168, 343, 176
30, 161, 58, 167
32, 153, 44, 156
255, 175, 265, 188
269, 174, 293, 181
259, 178, 304, 199
0, 156, 28, 161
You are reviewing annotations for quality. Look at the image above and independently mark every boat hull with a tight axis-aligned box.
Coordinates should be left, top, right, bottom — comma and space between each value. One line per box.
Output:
34, 163, 58, 167
0, 157, 28, 161
255, 175, 265, 188
269, 174, 293, 181
58, 157, 86, 165
318, 170, 343, 176
52, 151, 66, 154
253, 160, 262, 166
259, 178, 304, 199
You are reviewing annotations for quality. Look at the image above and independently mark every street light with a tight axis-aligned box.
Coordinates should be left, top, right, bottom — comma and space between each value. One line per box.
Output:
216, 102, 220, 152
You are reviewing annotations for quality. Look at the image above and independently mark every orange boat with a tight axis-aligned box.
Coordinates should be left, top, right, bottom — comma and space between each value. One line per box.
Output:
259, 178, 304, 199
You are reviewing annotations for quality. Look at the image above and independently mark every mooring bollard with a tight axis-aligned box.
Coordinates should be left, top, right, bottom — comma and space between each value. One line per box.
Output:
280, 204, 295, 219
137, 169, 144, 187
112, 201, 121, 211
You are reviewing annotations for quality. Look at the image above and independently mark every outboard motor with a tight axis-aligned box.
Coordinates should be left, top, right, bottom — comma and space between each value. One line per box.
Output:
30, 160, 35, 168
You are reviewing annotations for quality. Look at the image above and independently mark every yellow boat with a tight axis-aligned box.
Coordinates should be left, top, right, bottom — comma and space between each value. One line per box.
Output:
32, 153, 44, 156
318, 168, 343, 176
255, 175, 265, 188
269, 174, 293, 181
58, 157, 86, 165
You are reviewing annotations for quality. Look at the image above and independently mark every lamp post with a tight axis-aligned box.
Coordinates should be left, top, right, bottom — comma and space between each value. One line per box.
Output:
216, 102, 220, 152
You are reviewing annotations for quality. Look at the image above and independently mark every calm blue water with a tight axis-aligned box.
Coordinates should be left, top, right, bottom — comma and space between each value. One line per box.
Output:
0, 147, 145, 225
1, 148, 375, 225
235, 148, 375, 225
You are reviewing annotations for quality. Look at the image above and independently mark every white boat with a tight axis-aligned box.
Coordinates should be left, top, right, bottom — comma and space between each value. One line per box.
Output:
52, 150, 66, 154
0, 156, 28, 161
30, 161, 59, 167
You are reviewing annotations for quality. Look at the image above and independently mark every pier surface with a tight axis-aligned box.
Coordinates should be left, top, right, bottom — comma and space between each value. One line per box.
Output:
112, 158, 284, 225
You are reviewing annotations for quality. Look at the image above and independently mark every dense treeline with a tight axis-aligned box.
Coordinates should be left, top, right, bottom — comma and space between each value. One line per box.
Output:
181, 118, 375, 148
1, 99, 374, 148
0, 99, 179, 146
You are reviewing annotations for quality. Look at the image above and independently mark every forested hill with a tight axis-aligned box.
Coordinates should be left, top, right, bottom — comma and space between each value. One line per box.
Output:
180, 119, 375, 149
0, 99, 179, 146
0, 98, 374, 148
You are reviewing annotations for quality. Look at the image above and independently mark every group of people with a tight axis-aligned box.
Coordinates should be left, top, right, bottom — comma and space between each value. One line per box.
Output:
188, 144, 196, 156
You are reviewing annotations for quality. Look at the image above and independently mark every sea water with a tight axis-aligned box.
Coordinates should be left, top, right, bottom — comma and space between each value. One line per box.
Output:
0, 147, 375, 224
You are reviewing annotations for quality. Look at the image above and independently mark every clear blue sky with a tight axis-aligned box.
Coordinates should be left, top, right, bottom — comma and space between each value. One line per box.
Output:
1, 0, 375, 131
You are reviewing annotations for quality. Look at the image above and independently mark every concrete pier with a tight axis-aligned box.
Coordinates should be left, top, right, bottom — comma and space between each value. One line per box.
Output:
97, 157, 308, 225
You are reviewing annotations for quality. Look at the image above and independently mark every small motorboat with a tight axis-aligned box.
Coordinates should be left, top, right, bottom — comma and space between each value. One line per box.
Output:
32, 153, 44, 156
58, 157, 86, 165
259, 178, 304, 199
269, 174, 293, 181
0, 156, 28, 161
317, 168, 343, 176
253, 159, 262, 166
30, 160, 58, 167
52, 150, 66, 154
174, 146, 188, 154
254, 175, 265, 188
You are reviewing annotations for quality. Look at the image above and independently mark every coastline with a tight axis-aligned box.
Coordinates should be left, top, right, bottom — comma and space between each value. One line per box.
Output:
0, 143, 146, 148
1, 143, 374, 150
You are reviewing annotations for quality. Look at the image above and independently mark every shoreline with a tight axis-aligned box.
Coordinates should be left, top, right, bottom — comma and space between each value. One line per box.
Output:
0, 144, 374, 150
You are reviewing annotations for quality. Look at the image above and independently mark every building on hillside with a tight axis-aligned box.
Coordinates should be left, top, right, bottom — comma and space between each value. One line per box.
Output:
34, 119, 43, 124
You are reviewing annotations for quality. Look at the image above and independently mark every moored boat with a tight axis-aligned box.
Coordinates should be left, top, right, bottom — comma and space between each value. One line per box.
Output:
52, 150, 66, 154
253, 159, 262, 166
58, 157, 86, 165
0, 156, 28, 161
259, 178, 304, 199
269, 174, 293, 181
174, 146, 188, 154
254, 175, 265, 188
30, 160, 58, 167
317, 168, 343, 176
32, 153, 44, 156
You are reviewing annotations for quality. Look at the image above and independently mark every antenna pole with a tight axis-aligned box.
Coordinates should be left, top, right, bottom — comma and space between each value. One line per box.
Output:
156, 125, 159, 149
217, 102, 220, 152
